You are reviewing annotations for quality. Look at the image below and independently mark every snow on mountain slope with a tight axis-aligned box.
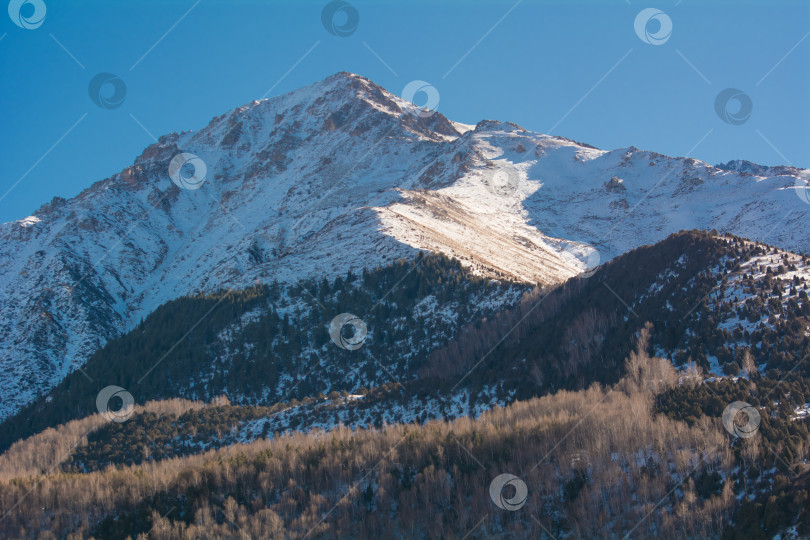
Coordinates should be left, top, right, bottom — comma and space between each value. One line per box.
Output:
0, 72, 466, 420
0, 72, 808, 421
377, 121, 810, 283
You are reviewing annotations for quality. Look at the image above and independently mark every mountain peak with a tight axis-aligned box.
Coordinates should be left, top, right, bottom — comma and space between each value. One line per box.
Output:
323, 70, 374, 85
171, 72, 463, 163
1, 72, 809, 424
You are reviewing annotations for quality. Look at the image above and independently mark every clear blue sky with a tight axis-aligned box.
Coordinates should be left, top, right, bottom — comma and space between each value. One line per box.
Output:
1, 0, 808, 223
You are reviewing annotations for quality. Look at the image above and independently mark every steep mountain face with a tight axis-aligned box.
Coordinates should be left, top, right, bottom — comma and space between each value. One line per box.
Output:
0, 72, 808, 422
0, 73, 474, 420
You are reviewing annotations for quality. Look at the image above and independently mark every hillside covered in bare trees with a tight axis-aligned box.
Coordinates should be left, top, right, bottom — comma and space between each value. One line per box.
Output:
1, 330, 740, 539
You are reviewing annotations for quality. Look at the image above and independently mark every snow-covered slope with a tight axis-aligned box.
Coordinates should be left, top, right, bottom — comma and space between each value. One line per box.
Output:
0, 72, 808, 421
378, 122, 810, 282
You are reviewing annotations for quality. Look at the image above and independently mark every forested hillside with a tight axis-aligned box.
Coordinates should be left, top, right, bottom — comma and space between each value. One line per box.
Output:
0, 253, 528, 452
0, 333, 738, 539
2, 230, 810, 538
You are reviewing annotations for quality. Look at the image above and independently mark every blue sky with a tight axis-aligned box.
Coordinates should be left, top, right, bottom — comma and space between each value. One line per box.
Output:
1, 0, 808, 223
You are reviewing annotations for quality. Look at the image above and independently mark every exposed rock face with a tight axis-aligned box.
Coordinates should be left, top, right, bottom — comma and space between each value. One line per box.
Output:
605, 176, 626, 192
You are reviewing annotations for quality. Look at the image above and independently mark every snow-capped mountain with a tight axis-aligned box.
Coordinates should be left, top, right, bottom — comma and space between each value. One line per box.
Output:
0, 72, 808, 421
